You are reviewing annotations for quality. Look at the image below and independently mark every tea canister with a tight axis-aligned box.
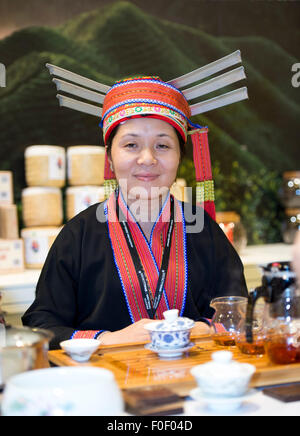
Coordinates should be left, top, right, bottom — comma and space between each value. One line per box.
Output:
25, 146, 66, 188
66, 186, 105, 220
279, 171, 300, 209
216, 211, 247, 253
21, 227, 62, 269
22, 187, 63, 228
67, 146, 105, 186
282, 208, 300, 244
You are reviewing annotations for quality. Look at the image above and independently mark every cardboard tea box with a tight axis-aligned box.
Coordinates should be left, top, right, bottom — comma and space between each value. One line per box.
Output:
0, 205, 19, 239
21, 227, 61, 269
0, 171, 13, 205
0, 239, 24, 273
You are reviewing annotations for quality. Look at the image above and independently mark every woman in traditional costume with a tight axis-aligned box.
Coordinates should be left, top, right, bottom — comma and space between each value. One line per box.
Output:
22, 73, 248, 349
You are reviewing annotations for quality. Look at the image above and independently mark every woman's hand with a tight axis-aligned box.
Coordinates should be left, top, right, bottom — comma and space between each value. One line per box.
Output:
292, 231, 300, 282
191, 321, 211, 337
99, 319, 157, 346
99, 319, 210, 346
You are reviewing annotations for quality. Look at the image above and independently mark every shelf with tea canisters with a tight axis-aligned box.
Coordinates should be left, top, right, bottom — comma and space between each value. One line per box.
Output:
21, 145, 66, 270
0, 243, 293, 327
21, 145, 107, 270
65, 146, 106, 221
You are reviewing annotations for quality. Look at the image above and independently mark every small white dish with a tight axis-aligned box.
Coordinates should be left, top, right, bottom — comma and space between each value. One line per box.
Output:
189, 387, 256, 413
145, 342, 195, 359
60, 339, 100, 362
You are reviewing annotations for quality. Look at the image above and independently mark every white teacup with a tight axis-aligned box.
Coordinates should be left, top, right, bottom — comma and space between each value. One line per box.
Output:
2, 367, 124, 416
60, 339, 100, 362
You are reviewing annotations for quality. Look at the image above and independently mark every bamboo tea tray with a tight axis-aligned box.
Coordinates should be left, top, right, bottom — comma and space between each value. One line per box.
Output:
48, 336, 300, 396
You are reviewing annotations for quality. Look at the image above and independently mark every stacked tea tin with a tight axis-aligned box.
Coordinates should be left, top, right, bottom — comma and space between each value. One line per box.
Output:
22, 146, 66, 268
66, 146, 105, 220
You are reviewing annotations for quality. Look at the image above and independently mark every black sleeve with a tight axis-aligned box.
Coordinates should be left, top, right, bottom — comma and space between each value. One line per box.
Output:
22, 220, 82, 348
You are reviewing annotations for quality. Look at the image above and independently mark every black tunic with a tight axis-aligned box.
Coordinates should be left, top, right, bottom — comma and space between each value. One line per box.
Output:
22, 201, 248, 349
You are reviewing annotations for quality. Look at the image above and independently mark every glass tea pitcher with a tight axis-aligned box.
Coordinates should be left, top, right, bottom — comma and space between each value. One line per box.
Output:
245, 261, 300, 364
210, 296, 248, 346
235, 303, 266, 356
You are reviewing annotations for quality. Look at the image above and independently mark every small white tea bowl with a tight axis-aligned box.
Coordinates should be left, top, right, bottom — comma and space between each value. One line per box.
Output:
60, 339, 100, 362
190, 350, 256, 398
1, 367, 124, 416
144, 309, 195, 350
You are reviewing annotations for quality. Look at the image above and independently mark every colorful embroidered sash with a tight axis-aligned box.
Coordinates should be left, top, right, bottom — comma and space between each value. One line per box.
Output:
105, 189, 188, 322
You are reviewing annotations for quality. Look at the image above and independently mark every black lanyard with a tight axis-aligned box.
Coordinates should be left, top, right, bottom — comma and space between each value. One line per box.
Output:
115, 189, 175, 319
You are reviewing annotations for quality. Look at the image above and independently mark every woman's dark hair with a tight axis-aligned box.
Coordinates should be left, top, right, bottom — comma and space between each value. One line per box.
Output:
105, 118, 186, 162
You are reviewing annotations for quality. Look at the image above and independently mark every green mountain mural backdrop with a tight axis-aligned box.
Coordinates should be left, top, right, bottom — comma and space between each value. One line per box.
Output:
0, 1, 299, 244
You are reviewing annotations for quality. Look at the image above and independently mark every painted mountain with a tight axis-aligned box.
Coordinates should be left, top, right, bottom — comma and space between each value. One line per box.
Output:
0, 1, 299, 243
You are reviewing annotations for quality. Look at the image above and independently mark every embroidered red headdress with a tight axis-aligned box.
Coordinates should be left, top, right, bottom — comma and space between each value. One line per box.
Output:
46, 50, 248, 220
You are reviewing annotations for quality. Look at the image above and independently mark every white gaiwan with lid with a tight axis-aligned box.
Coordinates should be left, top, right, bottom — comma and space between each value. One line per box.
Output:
144, 309, 195, 355
191, 350, 255, 398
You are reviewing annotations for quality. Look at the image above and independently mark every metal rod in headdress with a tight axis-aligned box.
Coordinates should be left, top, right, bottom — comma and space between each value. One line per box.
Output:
46, 50, 247, 118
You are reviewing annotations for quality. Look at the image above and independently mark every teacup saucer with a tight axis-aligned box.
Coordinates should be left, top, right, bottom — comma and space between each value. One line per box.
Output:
189, 387, 256, 413
145, 342, 195, 359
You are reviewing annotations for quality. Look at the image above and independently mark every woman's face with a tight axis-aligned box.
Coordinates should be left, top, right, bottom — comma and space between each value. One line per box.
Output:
108, 117, 181, 202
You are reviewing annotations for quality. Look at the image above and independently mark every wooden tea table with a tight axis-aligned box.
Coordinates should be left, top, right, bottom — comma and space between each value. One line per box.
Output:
48, 334, 300, 398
